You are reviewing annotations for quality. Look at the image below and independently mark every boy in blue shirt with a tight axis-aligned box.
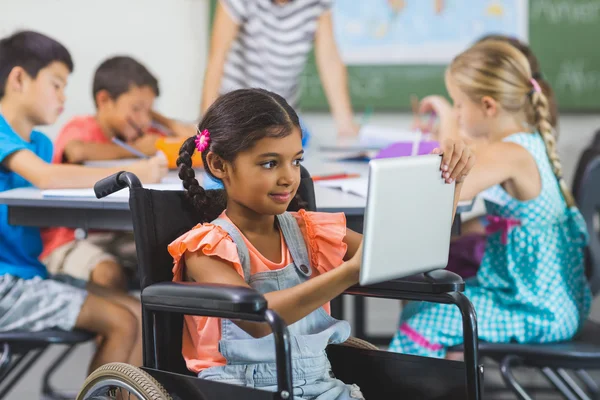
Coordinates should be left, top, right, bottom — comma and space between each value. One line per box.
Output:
0, 31, 167, 372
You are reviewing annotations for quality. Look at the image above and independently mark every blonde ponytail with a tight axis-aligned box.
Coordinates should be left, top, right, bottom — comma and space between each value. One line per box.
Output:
530, 88, 576, 208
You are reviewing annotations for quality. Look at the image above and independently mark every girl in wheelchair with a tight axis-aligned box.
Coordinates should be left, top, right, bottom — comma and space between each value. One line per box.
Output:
168, 88, 474, 399
390, 40, 591, 359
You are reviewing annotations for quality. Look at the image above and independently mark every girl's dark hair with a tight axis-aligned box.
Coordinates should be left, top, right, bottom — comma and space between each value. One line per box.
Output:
477, 34, 558, 130
177, 88, 304, 222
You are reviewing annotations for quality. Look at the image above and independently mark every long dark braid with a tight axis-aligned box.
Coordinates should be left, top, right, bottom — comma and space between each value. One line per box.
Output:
177, 137, 227, 222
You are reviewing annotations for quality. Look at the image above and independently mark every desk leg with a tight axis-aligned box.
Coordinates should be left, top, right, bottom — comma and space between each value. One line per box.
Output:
452, 215, 462, 236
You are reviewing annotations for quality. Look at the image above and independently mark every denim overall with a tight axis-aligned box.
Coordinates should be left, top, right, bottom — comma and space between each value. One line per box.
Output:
198, 212, 364, 399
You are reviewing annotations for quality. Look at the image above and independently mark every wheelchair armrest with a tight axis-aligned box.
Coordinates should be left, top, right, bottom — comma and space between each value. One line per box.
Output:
344, 269, 465, 299
141, 282, 267, 321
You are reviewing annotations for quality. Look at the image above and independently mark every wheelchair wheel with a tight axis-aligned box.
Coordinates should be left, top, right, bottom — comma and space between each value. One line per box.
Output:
77, 362, 172, 400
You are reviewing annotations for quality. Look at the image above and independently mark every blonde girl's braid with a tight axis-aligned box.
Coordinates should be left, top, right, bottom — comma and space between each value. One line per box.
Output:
530, 83, 576, 208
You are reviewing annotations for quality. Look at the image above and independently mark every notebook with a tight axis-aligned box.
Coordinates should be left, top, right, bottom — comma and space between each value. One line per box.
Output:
42, 183, 183, 199
316, 177, 369, 198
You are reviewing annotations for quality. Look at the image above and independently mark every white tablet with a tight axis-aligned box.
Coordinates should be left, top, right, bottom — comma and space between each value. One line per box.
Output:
359, 155, 455, 286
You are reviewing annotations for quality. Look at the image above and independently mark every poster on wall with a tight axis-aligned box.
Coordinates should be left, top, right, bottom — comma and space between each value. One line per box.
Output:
333, 0, 529, 65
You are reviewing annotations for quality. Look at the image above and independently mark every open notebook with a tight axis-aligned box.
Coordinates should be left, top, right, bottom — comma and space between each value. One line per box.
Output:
316, 177, 369, 198
42, 182, 183, 199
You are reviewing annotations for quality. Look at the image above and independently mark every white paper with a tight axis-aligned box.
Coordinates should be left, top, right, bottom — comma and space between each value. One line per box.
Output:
42, 182, 183, 199
316, 177, 369, 198
358, 124, 424, 148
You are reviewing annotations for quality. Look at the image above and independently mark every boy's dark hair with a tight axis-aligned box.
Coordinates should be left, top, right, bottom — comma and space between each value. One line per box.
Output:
177, 88, 304, 222
477, 34, 558, 129
92, 56, 160, 106
0, 30, 73, 99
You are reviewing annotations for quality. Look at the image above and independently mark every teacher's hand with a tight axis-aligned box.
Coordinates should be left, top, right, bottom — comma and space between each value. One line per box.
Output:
337, 119, 360, 137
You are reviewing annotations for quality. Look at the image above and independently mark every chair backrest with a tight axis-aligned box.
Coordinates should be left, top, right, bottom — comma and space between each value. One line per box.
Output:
128, 165, 316, 372
592, 129, 600, 149
572, 147, 600, 296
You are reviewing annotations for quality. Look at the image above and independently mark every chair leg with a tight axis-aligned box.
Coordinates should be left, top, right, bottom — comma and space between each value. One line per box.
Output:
541, 367, 580, 400
556, 369, 592, 400
0, 344, 11, 382
42, 344, 79, 400
576, 370, 600, 399
0, 347, 48, 399
500, 355, 535, 400
447, 291, 483, 400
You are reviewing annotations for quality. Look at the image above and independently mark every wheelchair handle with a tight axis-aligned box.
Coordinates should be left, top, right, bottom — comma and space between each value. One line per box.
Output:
94, 171, 142, 199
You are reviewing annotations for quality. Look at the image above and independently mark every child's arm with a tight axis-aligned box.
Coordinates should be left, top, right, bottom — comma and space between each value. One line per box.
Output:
200, 2, 240, 115
343, 229, 363, 261
3, 149, 167, 189
150, 110, 196, 138
184, 243, 362, 338
63, 141, 140, 163
314, 11, 358, 137
63, 134, 159, 163
454, 142, 535, 201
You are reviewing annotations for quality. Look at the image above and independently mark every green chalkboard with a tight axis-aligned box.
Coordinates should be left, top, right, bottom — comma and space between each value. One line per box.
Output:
210, 0, 600, 111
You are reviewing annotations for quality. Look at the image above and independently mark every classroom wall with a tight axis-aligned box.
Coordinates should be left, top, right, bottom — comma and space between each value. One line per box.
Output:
0, 0, 209, 136
3, 0, 600, 186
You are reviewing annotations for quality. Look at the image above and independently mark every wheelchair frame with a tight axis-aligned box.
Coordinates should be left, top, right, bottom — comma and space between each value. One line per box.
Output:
82, 170, 484, 399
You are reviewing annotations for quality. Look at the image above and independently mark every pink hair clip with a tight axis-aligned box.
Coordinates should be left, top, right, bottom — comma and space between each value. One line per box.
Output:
195, 129, 210, 152
530, 78, 542, 94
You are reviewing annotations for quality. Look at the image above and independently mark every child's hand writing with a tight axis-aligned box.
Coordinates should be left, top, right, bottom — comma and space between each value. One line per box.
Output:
132, 134, 159, 156
419, 95, 452, 118
432, 139, 475, 184
419, 95, 459, 140
169, 121, 197, 138
130, 155, 168, 184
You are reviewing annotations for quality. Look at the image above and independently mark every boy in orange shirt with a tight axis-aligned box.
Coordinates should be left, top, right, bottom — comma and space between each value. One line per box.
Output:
41, 56, 187, 290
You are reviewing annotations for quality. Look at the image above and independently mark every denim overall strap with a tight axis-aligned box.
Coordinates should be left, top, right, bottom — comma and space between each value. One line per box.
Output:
276, 213, 312, 278
211, 218, 251, 284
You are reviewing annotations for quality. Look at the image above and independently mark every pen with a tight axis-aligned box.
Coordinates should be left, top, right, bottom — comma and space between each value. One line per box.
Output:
423, 111, 437, 134
361, 105, 373, 127
111, 137, 150, 159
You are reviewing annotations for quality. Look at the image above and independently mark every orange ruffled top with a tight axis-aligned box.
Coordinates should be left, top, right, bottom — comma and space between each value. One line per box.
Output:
168, 210, 348, 374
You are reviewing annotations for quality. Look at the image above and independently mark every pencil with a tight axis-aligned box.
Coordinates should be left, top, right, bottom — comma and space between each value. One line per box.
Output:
111, 137, 150, 159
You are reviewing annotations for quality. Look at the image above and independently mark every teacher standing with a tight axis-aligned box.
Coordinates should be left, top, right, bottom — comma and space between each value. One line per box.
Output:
201, 0, 359, 138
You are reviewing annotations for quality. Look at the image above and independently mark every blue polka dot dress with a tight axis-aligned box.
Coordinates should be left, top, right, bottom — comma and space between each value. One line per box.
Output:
389, 132, 591, 358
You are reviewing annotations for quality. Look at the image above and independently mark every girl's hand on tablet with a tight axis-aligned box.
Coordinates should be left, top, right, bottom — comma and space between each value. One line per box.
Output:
431, 139, 475, 184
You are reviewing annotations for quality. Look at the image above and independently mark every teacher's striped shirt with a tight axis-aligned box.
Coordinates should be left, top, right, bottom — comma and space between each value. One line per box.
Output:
219, 0, 332, 108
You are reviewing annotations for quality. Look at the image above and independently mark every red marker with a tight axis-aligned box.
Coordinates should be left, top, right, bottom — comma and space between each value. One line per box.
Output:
312, 173, 361, 181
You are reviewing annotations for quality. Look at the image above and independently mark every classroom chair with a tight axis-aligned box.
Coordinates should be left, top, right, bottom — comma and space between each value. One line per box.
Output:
591, 129, 600, 150
0, 329, 93, 399
453, 144, 600, 400
77, 166, 484, 399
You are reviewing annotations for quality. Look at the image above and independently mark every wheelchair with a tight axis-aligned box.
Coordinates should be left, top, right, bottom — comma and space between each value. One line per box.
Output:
77, 166, 483, 399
